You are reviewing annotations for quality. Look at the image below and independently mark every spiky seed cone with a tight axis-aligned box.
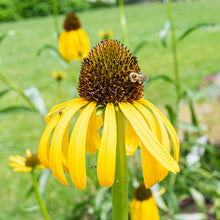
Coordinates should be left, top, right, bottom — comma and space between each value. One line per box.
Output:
134, 183, 152, 201
78, 39, 144, 105
64, 12, 81, 31
25, 154, 41, 168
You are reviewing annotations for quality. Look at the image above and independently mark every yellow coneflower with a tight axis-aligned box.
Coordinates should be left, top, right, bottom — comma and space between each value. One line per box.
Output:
9, 149, 44, 172
52, 70, 67, 81
98, 29, 114, 40
59, 12, 90, 62
130, 184, 159, 220
38, 39, 180, 190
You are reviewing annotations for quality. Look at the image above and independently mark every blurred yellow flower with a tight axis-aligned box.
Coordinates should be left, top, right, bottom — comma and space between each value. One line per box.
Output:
52, 70, 67, 81
38, 40, 179, 190
59, 12, 90, 62
98, 29, 114, 40
9, 149, 44, 172
130, 184, 159, 220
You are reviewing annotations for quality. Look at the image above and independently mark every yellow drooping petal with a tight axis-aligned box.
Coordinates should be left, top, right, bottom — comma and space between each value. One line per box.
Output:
59, 30, 79, 62
68, 102, 96, 190
134, 101, 170, 183
86, 111, 101, 154
141, 146, 161, 188
26, 149, 31, 158
38, 115, 59, 168
45, 98, 83, 123
97, 103, 117, 187
77, 28, 90, 60
119, 102, 179, 173
8, 156, 25, 166
139, 98, 180, 162
13, 167, 32, 172
49, 100, 88, 185
125, 119, 139, 156
130, 197, 159, 220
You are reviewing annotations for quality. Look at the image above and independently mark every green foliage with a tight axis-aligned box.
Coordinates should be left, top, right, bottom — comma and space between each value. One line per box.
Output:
0, 0, 18, 21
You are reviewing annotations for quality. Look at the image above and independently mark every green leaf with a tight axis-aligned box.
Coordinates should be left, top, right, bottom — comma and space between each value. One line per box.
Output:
0, 106, 35, 115
189, 187, 205, 211
159, 20, 171, 47
133, 40, 149, 55
174, 213, 206, 220
177, 122, 208, 132
37, 44, 68, 69
0, 88, 11, 97
178, 23, 215, 42
38, 169, 51, 199
165, 104, 175, 124
188, 93, 198, 127
24, 86, 47, 117
145, 75, 174, 88
0, 33, 7, 46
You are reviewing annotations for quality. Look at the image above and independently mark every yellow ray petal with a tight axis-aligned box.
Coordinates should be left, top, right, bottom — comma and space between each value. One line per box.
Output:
134, 101, 170, 181
97, 103, 117, 187
141, 145, 166, 188
50, 100, 88, 185
59, 31, 79, 62
77, 28, 90, 60
26, 149, 31, 157
125, 119, 139, 156
68, 102, 96, 190
119, 102, 179, 173
9, 156, 25, 165
86, 110, 100, 154
45, 98, 83, 123
14, 167, 32, 172
139, 98, 180, 162
38, 115, 59, 168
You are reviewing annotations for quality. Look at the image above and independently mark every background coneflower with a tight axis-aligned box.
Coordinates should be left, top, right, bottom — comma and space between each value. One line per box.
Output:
58, 12, 90, 62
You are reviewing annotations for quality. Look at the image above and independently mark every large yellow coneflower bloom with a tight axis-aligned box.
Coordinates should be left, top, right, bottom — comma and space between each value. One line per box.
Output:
130, 184, 159, 220
39, 39, 180, 190
58, 12, 90, 62
9, 149, 44, 172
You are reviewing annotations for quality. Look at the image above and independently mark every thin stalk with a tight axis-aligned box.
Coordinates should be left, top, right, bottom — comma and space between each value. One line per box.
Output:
111, 109, 128, 220
31, 170, 51, 220
167, 0, 181, 125
52, 0, 59, 35
119, 0, 129, 46
0, 72, 38, 112
56, 80, 62, 103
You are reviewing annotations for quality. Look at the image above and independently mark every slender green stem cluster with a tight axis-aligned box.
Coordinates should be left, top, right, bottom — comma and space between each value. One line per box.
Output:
111, 109, 128, 220
31, 171, 51, 220
119, 0, 129, 46
167, 0, 181, 126
52, 0, 59, 35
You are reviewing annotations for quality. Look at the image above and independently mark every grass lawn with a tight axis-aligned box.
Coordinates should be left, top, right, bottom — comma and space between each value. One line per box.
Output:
0, 1, 220, 219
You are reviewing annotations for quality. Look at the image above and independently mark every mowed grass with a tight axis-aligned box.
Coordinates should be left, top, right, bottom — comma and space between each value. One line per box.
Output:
0, 1, 220, 219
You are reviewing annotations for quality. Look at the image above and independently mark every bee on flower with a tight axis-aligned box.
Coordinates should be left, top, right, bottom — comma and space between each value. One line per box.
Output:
39, 39, 180, 190
59, 12, 90, 62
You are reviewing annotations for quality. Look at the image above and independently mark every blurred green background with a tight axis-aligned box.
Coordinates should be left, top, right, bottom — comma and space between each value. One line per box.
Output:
0, 0, 220, 219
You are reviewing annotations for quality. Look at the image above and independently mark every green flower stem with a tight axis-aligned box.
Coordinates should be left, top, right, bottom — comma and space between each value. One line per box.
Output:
56, 80, 62, 103
119, 0, 129, 47
52, 0, 59, 35
31, 170, 51, 220
167, 0, 181, 125
111, 108, 128, 220
0, 72, 38, 112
